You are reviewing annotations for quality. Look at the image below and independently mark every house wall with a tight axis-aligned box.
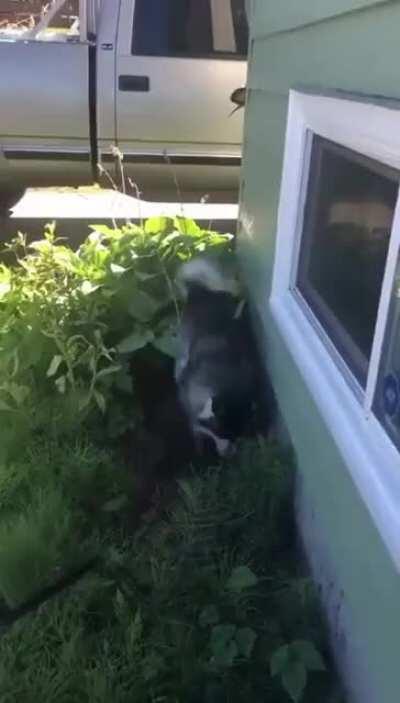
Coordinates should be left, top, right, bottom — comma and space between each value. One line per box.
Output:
237, 2, 400, 701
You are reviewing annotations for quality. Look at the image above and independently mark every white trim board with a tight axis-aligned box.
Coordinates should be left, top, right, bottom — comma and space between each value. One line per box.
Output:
270, 90, 400, 570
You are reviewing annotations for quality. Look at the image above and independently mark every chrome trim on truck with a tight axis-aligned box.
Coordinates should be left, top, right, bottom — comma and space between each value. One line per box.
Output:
101, 153, 241, 167
4, 150, 91, 162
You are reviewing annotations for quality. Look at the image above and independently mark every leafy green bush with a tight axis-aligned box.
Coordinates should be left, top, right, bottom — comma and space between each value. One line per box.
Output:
0, 216, 233, 608
0, 440, 345, 703
0, 218, 232, 459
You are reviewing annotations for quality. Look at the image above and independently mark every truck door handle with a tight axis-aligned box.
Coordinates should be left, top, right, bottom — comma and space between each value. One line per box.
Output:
119, 75, 150, 92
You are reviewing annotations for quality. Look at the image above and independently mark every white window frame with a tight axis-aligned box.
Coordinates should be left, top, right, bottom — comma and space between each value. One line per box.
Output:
270, 89, 400, 569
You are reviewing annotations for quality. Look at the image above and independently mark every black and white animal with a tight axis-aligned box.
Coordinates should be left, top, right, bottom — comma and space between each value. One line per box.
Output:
175, 256, 266, 456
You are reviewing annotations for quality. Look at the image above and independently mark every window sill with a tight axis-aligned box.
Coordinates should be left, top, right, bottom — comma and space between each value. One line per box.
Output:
270, 290, 400, 570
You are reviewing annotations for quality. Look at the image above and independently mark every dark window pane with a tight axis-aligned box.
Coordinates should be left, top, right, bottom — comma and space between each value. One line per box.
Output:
132, 0, 248, 58
231, 0, 249, 55
297, 135, 398, 386
373, 256, 400, 449
0, 0, 78, 26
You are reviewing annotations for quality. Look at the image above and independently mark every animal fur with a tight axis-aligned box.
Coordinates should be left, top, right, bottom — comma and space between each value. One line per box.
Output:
175, 256, 267, 456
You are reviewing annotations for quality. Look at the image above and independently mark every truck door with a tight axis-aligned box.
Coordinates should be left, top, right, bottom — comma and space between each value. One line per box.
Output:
0, 0, 93, 191
114, 0, 248, 197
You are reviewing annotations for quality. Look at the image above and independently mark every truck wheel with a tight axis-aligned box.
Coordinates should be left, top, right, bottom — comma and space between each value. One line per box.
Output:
0, 189, 25, 216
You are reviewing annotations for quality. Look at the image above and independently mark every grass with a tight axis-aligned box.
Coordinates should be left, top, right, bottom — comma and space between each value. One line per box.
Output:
0, 437, 131, 609
0, 486, 72, 608
0, 439, 347, 703
0, 220, 346, 701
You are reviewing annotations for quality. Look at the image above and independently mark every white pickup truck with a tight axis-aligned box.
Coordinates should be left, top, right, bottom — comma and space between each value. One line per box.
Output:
0, 0, 248, 210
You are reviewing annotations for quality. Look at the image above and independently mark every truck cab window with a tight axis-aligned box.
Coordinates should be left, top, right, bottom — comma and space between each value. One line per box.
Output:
231, 0, 248, 55
0, 0, 80, 41
132, 0, 249, 59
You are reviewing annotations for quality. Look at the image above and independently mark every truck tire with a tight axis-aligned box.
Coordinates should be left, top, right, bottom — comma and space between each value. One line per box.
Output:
0, 188, 25, 216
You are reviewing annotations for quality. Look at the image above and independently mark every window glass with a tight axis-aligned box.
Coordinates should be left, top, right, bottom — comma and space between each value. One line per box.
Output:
373, 256, 400, 448
297, 135, 398, 386
132, 0, 248, 59
231, 0, 248, 55
47, 1, 80, 31
0, 0, 80, 40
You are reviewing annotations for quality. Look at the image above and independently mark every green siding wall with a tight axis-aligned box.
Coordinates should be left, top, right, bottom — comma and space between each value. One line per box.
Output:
251, 3, 400, 98
238, 2, 400, 702
252, 0, 393, 36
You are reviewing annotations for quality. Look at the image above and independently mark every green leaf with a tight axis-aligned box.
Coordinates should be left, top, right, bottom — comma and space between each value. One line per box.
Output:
80, 280, 100, 295
211, 625, 236, 647
0, 398, 13, 412
234, 299, 245, 319
117, 330, 154, 354
89, 224, 115, 237
174, 217, 201, 236
215, 639, 238, 668
178, 479, 196, 507
0, 281, 11, 298
115, 589, 126, 609
55, 375, 66, 394
7, 383, 29, 405
159, 232, 182, 248
144, 216, 171, 234
152, 331, 178, 358
44, 221, 57, 238
101, 495, 128, 512
142, 653, 165, 682
199, 605, 220, 628
131, 609, 143, 641
236, 627, 257, 658
47, 354, 63, 378
96, 365, 121, 379
114, 368, 133, 393
87, 229, 103, 244
270, 645, 290, 677
282, 660, 307, 703
93, 389, 106, 414
128, 290, 164, 323
291, 641, 326, 672
210, 625, 238, 667
110, 263, 127, 276
226, 566, 258, 593
29, 239, 51, 252
135, 270, 159, 282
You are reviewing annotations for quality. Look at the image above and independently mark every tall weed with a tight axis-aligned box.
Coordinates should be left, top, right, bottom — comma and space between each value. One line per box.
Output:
0, 219, 233, 458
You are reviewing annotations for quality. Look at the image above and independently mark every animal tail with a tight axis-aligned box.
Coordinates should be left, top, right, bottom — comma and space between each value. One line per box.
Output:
176, 257, 240, 298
